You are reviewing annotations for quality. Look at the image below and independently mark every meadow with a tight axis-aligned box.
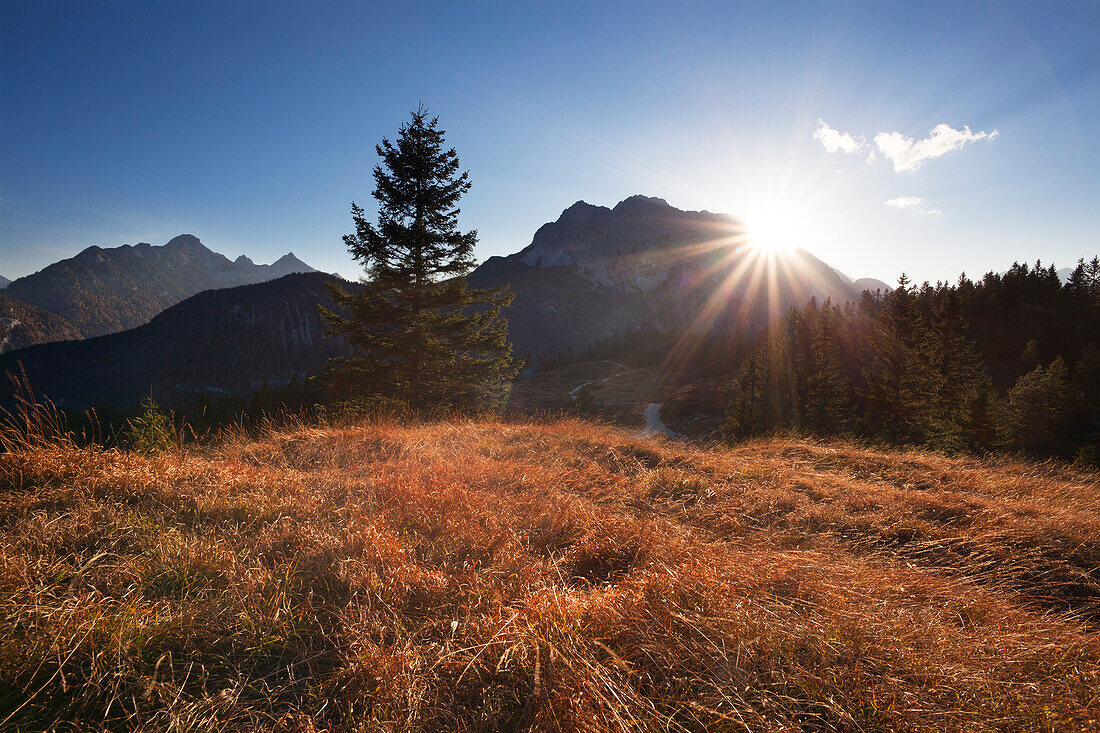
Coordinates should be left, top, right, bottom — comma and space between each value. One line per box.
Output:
1, 414, 1098, 731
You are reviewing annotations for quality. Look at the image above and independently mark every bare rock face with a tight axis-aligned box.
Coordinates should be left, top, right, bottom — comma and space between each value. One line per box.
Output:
517, 196, 742, 290
472, 195, 874, 360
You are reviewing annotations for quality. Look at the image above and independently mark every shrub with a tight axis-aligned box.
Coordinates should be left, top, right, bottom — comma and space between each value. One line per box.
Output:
124, 397, 175, 454
1074, 444, 1098, 470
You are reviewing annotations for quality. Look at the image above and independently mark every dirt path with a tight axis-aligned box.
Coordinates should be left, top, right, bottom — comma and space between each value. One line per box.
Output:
640, 402, 676, 437
568, 361, 629, 400
566, 362, 676, 438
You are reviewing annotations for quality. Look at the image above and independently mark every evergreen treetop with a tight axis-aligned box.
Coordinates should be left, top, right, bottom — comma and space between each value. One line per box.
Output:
320, 107, 517, 411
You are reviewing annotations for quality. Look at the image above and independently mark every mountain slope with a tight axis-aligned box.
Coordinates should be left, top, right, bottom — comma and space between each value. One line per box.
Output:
470, 195, 883, 360
0, 293, 83, 354
852, 276, 892, 292
0, 273, 353, 407
4, 235, 316, 338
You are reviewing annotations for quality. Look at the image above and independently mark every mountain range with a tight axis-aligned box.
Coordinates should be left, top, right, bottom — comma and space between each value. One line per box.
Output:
3, 234, 316, 338
1, 196, 892, 408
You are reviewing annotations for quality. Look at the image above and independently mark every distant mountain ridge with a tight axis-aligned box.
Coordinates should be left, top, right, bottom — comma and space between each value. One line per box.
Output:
4, 235, 316, 338
3, 196, 894, 408
470, 195, 889, 359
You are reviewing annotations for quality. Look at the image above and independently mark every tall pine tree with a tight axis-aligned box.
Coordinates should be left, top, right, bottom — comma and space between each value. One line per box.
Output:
321, 107, 517, 411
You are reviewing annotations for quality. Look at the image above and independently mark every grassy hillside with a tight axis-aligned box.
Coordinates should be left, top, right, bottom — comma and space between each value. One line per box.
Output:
1, 417, 1098, 731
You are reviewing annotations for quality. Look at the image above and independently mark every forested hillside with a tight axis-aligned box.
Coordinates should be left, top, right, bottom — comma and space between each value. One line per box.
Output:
0, 293, 83, 353
725, 258, 1100, 460
0, 273, 355, 408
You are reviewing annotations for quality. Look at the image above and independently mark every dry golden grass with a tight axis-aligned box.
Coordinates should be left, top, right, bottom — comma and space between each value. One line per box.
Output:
1, 414, 1098, 731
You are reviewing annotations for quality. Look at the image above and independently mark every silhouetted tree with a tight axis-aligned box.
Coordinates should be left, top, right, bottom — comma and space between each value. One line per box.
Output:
722, 347, 766, 440
320, 107, 517, 410
801, 301, 852, 433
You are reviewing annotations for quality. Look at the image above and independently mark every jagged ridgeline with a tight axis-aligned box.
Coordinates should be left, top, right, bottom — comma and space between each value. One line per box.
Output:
3, 234, 316, 338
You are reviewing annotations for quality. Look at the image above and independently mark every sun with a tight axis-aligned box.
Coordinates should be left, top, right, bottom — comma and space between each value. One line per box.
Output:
742, 204, 806, 254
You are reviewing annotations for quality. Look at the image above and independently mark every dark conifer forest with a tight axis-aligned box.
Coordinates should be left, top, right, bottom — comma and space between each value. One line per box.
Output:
723, 258, 1100, 462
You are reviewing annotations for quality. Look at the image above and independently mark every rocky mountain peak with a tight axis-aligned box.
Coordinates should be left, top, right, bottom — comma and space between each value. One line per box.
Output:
516, 195, 742, 287
269, 252, 316, 276
611, 195, 671, 214
274, 252, 306, 266
164, 234, 206, 252
469, 194, 890, 361
556, 200, 609, 225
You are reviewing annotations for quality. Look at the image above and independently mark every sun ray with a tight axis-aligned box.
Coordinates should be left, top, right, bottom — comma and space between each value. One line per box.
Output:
646, 200, 838, 397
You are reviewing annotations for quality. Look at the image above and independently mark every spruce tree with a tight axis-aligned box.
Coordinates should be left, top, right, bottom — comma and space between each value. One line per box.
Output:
723, 348, 766, 440
320, 107, 517, 411
860, 274, 929, 442
922, 290, 993, 450
809, 302, 853, 433
998, 356, 1070, 454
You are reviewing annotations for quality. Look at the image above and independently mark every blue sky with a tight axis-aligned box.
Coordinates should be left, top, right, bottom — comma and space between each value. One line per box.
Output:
2, 0, 1097, 284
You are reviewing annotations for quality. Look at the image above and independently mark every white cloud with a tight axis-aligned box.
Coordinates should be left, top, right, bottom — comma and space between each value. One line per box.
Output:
885, 196, 941, 215
874, 123, 998, 172
885, 196, 924, 208
813, 119, 865, 155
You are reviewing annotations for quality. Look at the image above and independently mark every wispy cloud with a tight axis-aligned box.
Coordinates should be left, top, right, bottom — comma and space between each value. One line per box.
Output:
874, 124, 998, 172
884, 196, 924, 208
813, 120, 865, 155
885, 196, 940, 215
